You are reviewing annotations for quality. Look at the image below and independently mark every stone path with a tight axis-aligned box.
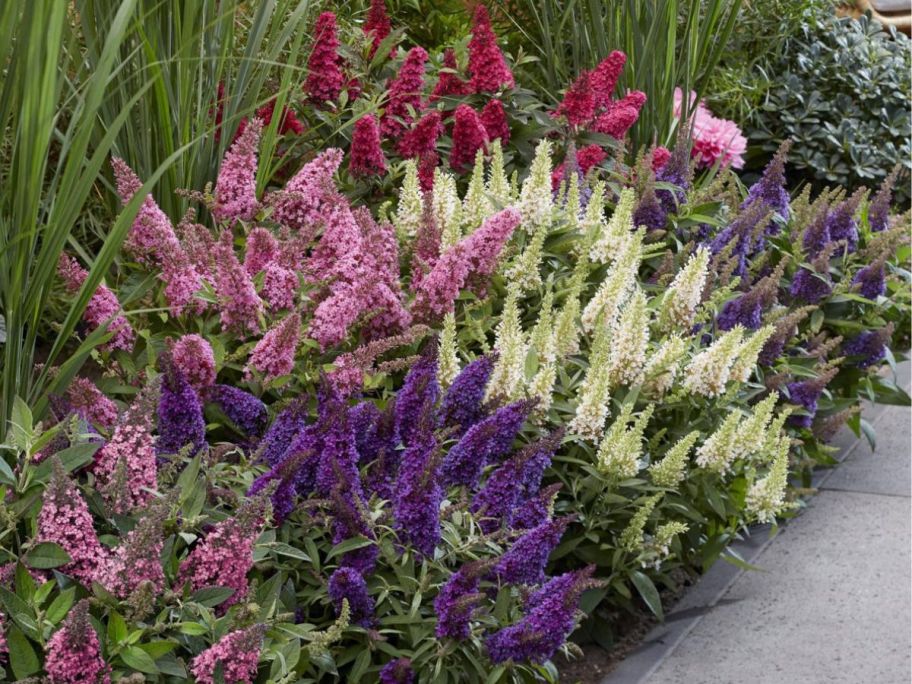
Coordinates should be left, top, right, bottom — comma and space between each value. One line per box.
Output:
604, 362, 911, 684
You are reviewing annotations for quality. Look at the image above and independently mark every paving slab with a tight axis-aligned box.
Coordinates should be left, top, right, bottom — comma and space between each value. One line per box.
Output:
646, 489, 911, 684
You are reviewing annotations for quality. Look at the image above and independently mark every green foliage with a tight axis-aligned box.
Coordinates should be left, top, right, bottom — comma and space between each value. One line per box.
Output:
709, 5, 912, 203
0, 0, 177, 443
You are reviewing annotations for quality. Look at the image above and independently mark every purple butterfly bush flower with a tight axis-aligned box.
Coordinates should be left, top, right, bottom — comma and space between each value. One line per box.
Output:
438, 353, 496, 434
393, 430, 442, 557
350, 401, 382, 461
512, 483, 562, 530
867, 169, 898, 233
434, 560, 492, 639
486, 566, 596, 664
328, 566, 375, 627
471, 431, 562, 532
742, 142, 790, 235
789, 266, 832, 304
379, 658, 415, 684
441, 399, 535, 488
394, 349, 440, 448
786, 366, 839, 428
259, 399, 309, 466
248, 447, 317, 523
852, 259, 887, 300
824, 192, 863, 253
156, 354, 207, 456
330, 484, 379, 574
632, 186, 667, 231
707, 201, 769, 279
656, 143, 690, 215
493, 516, 573, 586
843, 326, 892, 369
202, 384, 268, 437
361, 403, 402, 500
717, 292, 764, 331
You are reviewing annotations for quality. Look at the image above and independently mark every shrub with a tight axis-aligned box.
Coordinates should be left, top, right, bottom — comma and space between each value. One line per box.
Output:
709, 5, 912, 204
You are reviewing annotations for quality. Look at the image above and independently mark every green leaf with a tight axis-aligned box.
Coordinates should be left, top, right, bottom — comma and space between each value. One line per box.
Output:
24, 542, 71, 569
7, 624, 39, 679
120, 645, 160, 674
326, 536, 373, 561
271, 543, 311, 562
0, 454, 15, 485
9, 396, 33, 452
178, 621, 209, 636
46, 587, 76, 625
107, 610, 128, 645
31, 441, 101, 482
190, 586, 236, 607
630, 570, 664, 621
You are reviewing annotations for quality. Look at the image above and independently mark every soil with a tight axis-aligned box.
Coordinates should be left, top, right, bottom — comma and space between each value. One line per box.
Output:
556, 568, 698, 684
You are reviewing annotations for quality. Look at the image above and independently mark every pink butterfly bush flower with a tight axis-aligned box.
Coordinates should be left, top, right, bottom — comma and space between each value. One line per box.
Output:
45, 601, 111, 684
431, 48, 471, 101
158, 238, 206, 317
551, 144, 607, 189
94, 505, 166, 599
67, 377, 118, 430
236, 99, 305, 140
463, 206, 522, 285
411, 244, 471, 322
111, 157, 180, 264
177, 215, 217, 278
38, 463, 108, 585
190, 625, 265, 684
246, 311, 301, 381
412, 208, 520, 321
271, 148, 344, 235
57, 255, 135, 352
382, 46, 428, 138
674, 88, 746, 169
310, 282, 370, 349
480, 99, 510, 143
93, 392, 157, 514
307, 200, 367, 284
244, 226, 279, 276
397, 111, 444, 159
305, 12, 344, 103
176, 496, 267, 609
651, 145, 672, 172
591, 91, 647, 139
213, 230, 263, 337
590, 51, 627, 108
554, 70, 596, 126
363, 0, 392, 58
261, 262, 299, 311
418, 151, 439, 191
468, 5, 514, 92
450, 104, 488, 172
350, 114, 388, 177
213, 117, 261, 224
172, 334, 217, 389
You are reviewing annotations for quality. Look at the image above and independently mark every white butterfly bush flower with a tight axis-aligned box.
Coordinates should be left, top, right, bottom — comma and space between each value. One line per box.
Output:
658, 248, 710, 331
393, 159, 423, 240
683, 326, 745, 397
518, 139, 553, 233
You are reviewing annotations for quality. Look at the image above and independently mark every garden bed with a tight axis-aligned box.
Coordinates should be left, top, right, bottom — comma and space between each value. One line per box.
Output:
0, 1, 909, 682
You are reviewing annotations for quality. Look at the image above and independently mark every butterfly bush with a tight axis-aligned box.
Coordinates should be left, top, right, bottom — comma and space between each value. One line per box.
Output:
21, 6, 910, 677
